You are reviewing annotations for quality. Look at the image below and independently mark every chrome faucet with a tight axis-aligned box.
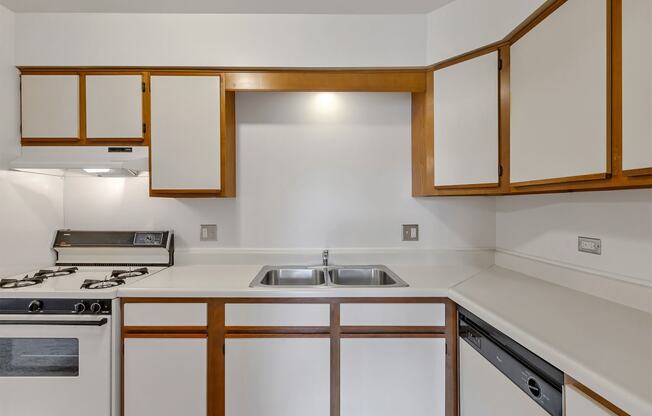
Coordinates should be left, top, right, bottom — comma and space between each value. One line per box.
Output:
322, 250, 329, 266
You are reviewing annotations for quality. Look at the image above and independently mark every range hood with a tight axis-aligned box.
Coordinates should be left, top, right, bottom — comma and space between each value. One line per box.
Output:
10, 146, 148, 176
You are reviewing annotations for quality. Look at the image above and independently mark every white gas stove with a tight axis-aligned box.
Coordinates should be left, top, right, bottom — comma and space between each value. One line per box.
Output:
0, 230, 173, 416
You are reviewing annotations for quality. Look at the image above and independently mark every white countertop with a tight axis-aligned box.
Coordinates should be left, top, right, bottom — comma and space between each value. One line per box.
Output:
450, 266, 652, 416
118, 263, 486, 298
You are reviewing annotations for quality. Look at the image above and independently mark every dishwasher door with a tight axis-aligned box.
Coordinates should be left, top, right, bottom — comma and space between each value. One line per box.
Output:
460, 340, 551, 416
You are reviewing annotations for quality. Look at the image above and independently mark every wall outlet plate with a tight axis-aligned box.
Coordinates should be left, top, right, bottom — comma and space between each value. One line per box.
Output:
578, 236, 601, 255
200, 224, 218, 242
402, 224, 419, 242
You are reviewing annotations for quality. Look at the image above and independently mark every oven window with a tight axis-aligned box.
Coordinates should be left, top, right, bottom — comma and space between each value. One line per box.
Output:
0, 338, 79, 377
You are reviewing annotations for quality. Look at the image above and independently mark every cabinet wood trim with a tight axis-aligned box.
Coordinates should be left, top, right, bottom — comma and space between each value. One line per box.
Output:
565, 375, 628, 416
623, 167, 652, 177
123, 325, 208, 334
511, 172, 609, 188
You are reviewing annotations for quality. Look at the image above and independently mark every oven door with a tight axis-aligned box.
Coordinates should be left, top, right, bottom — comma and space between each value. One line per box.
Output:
0, 314, 111, 416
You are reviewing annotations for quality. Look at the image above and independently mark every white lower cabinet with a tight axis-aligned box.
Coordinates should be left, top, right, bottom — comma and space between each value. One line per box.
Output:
225, 338, 331, 416
564, 384, 617, 416
123, 337, 207, 416
340, 338, 446, 416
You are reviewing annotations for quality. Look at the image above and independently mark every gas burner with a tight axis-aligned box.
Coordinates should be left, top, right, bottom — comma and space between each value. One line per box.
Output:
33, 267, 79, 279
110, 267, 149, 279
80, 278, 126, 290
0, 276, 45, 289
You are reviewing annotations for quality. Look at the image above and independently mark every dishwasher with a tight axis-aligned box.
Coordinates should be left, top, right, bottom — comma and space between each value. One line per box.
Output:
459, 307, 564, 416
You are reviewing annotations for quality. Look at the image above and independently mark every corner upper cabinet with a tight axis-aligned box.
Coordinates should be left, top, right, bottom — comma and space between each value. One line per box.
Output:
149, 74, 235, 197
433, 51, 500, 189
21, 74, 80, 143
622, 0, 652, 177
85, 73, 146, 143
510, 0, 609, 186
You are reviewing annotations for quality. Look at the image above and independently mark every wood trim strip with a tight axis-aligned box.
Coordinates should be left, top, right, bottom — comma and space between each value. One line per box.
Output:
123, 332, 208, 339
225, 326, 330, 334
340, 333, 446, 339
330, 303, 341, 416
445, 299, 459, 416
565, 375, 629, 416
434, 183, 499, 190
208, 300, 225, 416
623, 167, 652, 177
123, 325, 208, 334
506, 0, 568, 45
121, 297, 212, 303
225, 333, 331, 338
429, 41, 506, 71
511, 173, 609, 188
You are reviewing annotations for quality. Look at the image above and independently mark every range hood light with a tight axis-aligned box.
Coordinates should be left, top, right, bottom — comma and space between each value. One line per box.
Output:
83, 168, 111, 174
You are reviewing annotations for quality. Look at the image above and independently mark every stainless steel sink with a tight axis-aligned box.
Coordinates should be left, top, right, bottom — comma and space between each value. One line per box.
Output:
328, 265, 407, 287
250, 265, 407, 288
250, 266, 326, 287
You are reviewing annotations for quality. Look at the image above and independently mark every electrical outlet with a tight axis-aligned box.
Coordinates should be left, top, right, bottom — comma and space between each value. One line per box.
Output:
578, 236, 601, 255
402, 224, 419, 242
200, 224, 217, 242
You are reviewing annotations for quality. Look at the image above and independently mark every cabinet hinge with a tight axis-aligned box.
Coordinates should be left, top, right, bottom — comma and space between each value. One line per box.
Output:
142, 123, 147, 134
499, 165, 504, 177
222, 344, 225, 355
142, 82, 146, 93
498, 58, 503, 71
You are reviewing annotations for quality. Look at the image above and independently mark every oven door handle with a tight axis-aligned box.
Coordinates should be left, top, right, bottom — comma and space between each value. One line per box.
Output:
0, 318, 108, 326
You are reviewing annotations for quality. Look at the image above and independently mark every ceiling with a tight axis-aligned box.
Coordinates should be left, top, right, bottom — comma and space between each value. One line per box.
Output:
0, 0, 455, 14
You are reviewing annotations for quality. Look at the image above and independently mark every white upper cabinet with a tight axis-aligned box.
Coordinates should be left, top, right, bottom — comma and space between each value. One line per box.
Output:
21, 74, 80, 139
434, 51, 499, 187
150, 75, 222, 192
85, 75, 144, 140
510, 0, 608, 184
622, 0, 652, 174
564, 384, 617, 416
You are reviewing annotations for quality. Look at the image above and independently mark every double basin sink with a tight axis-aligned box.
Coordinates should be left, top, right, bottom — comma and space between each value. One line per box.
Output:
250, 265, 408, 288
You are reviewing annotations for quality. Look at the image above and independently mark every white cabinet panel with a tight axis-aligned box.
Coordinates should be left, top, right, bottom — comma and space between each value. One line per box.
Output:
622, 0, 652, 172
510, 0, 607, 184
123, 303, 207, 327
565, 384, 616, 416
124, 337, 207, 416
225, 338, 330, 416
341, 338, 445, 416
225, 304, 330, 326
86, 75, 143, 139
434, 51, 499, 186
150, 75, 221, 191
459, 340, 548, 416
340, 303, 445, 326
21, 75, 79, 138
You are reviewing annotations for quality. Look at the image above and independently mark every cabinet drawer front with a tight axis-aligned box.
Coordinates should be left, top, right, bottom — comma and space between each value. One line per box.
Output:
340, 303, 445, 326
124, 303, 207, 327
225, 304, 330, 327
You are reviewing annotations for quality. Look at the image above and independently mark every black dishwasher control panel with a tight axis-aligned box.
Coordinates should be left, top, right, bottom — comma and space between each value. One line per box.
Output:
459, 307, 563, 416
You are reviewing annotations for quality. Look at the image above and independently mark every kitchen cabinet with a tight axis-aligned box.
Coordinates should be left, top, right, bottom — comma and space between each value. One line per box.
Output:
21, 74, 80, 141
124, 337, 207, 416
85, 74, 146, 142
225, 338, 330, 416
433, 51, 499, 188
149, 74, 225, 197
340, 337, 446, 416
510, 0, 608, 186
565, 384, 617, 416
622, 0, 652, 176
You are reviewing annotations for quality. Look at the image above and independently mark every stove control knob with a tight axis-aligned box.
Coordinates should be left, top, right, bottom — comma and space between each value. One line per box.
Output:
90, 302, 102, 314
73, 302, 86, 314
28, 300, 43, 313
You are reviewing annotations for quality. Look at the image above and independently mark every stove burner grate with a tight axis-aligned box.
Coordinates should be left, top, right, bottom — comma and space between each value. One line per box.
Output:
110, 267, 149, 279
33, 267, 79, 279
0, 276, 45, 289
80, 278, 126, 290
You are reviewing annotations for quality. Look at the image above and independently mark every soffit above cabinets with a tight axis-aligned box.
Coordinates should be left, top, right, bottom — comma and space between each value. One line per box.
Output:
0, 0, 454, 14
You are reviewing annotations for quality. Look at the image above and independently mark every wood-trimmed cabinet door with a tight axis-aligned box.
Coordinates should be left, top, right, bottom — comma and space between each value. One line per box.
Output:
564, 384, 618, 416
622, 0, 652, 177
509, 0, 609, 187
340, 337, 446, 416
433, 51, 500, 189
149, 74, 230, 197
225, 337, 331, 416
123, 336, 207, 416
85, 74, 146, 144
20, 74, 80, 143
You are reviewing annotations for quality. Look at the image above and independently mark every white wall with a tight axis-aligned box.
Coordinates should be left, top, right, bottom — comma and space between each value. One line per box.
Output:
496, 190, 652, 285
63, 92, 496, 250
15, 13, 426, 67
0, 4, 19, 168
426, 0, 545, 64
